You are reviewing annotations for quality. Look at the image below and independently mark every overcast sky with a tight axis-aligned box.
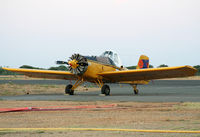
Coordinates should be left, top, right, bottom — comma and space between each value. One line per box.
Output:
0, 0, 199, 68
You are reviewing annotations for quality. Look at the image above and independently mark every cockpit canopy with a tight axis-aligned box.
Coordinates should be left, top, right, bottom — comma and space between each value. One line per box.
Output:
84, 51, 122, 68
100, 51, 122, 67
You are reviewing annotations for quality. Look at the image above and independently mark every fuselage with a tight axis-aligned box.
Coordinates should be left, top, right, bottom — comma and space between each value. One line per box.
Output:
66, 51, 149, 85
82, 60, 117, 83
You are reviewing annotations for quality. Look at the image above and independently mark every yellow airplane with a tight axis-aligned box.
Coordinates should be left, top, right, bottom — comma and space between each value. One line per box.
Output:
3, 51, 197, 95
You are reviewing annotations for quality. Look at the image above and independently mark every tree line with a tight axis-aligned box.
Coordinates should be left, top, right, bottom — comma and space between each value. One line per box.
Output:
0, 64, 200, 75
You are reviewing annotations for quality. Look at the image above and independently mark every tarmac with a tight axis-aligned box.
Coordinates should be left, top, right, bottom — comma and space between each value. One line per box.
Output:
0, 80, 199, 102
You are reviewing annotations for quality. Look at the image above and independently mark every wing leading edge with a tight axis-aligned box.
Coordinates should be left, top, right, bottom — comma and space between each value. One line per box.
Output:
98, 66, 197, 82
2, 68, 77, 80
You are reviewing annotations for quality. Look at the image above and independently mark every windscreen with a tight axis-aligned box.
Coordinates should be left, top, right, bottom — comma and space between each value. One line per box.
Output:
100, 51, 122, 67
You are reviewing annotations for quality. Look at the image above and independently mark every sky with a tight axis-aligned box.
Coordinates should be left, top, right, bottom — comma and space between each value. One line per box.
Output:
0, 0, 200, 68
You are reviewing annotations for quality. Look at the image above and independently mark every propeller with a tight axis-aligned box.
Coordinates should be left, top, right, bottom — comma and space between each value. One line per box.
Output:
68, 54, 88, 75
56, 54, 88, 75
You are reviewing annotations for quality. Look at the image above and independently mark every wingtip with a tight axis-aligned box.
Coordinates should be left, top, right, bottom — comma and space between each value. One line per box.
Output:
2, 67, 20, 71
185, 65, 198, 72
2, 67, 9, 70
183, 65, 198, 76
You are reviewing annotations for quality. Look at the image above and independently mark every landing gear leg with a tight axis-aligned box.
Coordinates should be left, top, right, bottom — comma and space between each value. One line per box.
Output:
133, 85, 139, 95
65, 78, 84, 95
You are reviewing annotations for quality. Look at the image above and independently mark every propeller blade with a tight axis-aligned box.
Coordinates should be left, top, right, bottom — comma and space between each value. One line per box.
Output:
79, 67, 83, 72
71, 55, 75, 60
79, 56, 84, 61
56, 61, 68, 65
68, 66, 72, 71
74, 69, 78, 75
76, 54, 80, 60
77, 68, 81, 74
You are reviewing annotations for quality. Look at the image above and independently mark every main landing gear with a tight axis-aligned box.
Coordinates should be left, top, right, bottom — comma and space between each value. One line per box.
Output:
65, 84, 74, 95
65, 83, 111, 96
65, 78, 139, 96
65, 78, 84, 95
65, 78, 111, 96
101, 85, 110, 96
95, 79, 110, 96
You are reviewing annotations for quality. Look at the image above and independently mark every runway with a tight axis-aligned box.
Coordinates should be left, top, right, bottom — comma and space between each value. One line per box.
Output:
0, 80, 199, 102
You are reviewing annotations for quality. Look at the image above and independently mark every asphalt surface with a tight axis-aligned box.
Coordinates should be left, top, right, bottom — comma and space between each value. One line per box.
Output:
0, 80, 200, 102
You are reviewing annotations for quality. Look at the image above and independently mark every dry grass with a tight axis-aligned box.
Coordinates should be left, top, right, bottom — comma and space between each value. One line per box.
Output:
0, 84, 99, 96
0, 101, 200, 137
175, 102, 200, 109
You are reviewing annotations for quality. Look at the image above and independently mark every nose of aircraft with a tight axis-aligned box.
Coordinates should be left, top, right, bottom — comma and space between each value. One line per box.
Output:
68, 59, 79, 69
68, 54, 88, 75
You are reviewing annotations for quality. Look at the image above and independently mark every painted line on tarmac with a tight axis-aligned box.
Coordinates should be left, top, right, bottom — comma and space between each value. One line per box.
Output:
0, 128, 200, 134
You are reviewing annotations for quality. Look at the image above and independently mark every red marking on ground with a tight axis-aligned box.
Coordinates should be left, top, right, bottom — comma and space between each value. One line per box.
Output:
0, 104, 117, 113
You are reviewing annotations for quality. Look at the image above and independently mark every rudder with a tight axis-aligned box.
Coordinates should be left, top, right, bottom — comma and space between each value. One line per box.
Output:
136, 55, 149, 69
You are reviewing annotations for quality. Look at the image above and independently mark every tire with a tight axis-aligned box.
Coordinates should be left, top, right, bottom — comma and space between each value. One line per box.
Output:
65, 84, 74, 95
134, 89, 139, 95
101, 85, 110, 96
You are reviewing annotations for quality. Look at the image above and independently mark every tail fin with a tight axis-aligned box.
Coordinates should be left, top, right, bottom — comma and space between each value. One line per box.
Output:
136, 55, 149, 69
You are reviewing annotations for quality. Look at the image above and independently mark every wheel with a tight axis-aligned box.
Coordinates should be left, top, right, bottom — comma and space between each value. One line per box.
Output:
134, 89, 139, 95
101, 85, 110, 96
65, 84, 74, 95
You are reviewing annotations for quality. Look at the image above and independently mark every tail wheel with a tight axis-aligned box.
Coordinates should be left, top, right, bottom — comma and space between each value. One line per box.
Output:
134, 89, 139, 95
101, 85, 110, 96
65, 84, 74, 95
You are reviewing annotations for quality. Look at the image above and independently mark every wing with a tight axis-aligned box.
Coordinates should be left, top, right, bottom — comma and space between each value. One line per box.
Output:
2, 68, 77, 80
98, 66, 197, 82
